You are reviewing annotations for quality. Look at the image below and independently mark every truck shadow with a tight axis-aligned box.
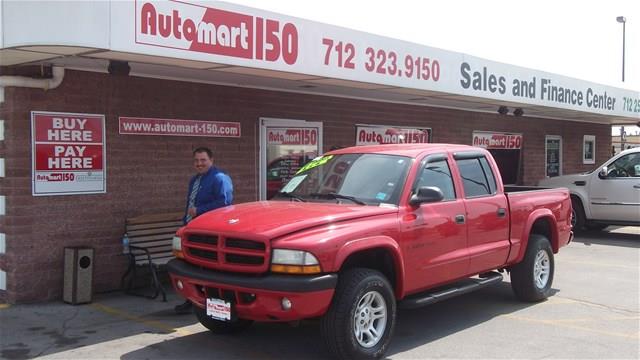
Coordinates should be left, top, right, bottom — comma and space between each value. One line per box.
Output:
572, 227, 639, 249
388, 281, 543, 357
122, 281, 549, 360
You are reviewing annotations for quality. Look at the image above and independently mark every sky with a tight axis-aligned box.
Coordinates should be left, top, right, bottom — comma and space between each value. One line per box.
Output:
229, 0, 640, 135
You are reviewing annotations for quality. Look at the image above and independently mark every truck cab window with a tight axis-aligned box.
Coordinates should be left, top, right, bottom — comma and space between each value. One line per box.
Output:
416, 160, 456, 200
456, 157, 496, 197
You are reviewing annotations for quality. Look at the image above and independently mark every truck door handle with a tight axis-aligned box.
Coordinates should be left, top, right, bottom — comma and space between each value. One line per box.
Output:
497, 208, 506, 217
634, 184, 640, 189
455, 215, 465, 224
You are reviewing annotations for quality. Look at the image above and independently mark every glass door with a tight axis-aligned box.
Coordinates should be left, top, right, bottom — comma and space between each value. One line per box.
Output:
259, 118, 323, 200
545, 135, 562, 177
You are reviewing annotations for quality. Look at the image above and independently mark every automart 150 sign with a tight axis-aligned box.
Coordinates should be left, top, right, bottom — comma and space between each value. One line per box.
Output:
113, 0, 639, 118
472, 131, 522, 149
31, 111, 106, 196
356, 125, 431, 146
267, 128, 318, 145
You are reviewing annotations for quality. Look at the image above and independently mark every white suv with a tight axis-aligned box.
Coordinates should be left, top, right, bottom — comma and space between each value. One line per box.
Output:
538, 147, 640, 230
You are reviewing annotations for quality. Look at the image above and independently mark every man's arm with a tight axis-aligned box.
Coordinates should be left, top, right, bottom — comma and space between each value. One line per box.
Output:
196, 173, 233, 215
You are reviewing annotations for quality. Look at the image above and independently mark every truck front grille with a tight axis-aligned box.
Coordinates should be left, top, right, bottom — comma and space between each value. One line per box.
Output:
189, 248, 218, 261
183, 233, 269, 273
188, 234, 218, 245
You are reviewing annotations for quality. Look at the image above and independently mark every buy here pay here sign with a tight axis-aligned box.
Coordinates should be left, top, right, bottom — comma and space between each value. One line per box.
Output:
31, 111, 106, 196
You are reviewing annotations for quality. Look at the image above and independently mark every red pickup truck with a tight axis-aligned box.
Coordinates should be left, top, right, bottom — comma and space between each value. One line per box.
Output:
168, 144, 573, 360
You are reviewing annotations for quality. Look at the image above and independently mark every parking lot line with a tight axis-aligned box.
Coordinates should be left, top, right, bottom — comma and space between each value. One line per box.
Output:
559, 258, 639, 270
504, 314, 639, 340
90, 303, 193, 336
545, 296, 638, 313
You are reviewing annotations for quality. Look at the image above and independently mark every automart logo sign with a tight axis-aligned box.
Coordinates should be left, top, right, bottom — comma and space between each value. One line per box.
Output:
136, 0, 298, 64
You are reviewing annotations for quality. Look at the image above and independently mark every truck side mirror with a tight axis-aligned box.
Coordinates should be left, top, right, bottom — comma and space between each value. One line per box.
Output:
598, 166, 608, 179
410, 186, 444, 206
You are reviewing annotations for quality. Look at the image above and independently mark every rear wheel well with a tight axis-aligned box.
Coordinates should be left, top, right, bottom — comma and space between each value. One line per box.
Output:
570, 194, 582, 204
340, 248, 397, 292
530, 217, 556, 252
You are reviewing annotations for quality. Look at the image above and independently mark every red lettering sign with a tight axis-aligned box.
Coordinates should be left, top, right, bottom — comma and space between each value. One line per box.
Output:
356, 125, 431, 146
136, 1, 298, 65
472, 131, 522, 149
31, 112, 106, 196
119, 117, 241, 137
267, 128, 317, 145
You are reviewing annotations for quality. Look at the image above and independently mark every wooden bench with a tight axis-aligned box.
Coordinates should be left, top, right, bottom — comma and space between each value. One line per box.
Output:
120, 211, 183, 302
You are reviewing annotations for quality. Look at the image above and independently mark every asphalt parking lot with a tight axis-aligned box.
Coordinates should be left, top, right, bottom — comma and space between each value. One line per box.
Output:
1, 226, 638, 360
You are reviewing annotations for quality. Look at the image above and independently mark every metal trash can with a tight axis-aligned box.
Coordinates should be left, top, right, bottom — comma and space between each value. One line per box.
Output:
63, 247, 94, 304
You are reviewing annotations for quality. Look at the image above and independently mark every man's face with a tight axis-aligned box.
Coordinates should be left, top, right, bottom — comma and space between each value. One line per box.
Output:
193, 151, 213, 174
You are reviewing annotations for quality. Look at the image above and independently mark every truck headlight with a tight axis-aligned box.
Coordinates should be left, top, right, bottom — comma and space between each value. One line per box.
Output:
172, 235, 184, 259
271, 249, 321, 274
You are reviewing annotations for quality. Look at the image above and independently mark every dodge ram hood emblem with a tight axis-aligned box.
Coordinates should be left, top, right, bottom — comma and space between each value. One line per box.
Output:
228, 218, 239, 224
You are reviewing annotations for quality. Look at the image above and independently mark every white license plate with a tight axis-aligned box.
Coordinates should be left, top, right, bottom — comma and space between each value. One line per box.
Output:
206, 298, 231, 321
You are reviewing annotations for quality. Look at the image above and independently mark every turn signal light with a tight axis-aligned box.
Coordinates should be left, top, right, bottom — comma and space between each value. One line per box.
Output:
173, 249, 185, 259
271, 264, 321, 274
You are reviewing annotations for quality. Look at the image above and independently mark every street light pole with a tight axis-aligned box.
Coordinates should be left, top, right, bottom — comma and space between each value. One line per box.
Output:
616, 16, 626, 82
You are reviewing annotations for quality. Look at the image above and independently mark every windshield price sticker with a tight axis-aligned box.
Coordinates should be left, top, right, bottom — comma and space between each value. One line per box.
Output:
296, 155, 333, 174
207, 298, 231, 321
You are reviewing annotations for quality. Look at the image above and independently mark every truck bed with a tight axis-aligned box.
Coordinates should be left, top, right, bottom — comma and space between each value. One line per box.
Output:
504, 186, 572, 262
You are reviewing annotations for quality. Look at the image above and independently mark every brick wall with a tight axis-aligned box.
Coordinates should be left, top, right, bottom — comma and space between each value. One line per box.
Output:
0, 69, 611, 302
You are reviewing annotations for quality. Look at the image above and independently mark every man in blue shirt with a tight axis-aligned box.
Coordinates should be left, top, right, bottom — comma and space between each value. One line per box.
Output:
176, 146, 233, 314
184, 147, 233, 223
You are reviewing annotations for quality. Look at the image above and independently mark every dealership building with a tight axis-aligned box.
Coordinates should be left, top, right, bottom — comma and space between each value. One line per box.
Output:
0, 1, 638, 303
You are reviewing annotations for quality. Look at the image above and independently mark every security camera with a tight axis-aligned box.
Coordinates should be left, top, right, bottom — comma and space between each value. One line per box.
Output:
108, 60, 130, 76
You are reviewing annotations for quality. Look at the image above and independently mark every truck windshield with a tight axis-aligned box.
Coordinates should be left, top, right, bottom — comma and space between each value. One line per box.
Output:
274, 153, 411, 206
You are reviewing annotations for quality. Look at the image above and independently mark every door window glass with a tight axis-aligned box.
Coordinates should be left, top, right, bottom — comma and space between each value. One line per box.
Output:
545, 136, 562, 177
415, 160, 456, 201
456, 157, 495, 197
608, 152, 640, 177
479, 157, 497, 193
265, 127, 319, 199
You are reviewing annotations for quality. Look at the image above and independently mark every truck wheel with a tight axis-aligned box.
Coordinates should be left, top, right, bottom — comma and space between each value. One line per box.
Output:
194, 305, 253, 334
510, 234, 554, 302
571, 197, 586, 231
320, 268, 396, 360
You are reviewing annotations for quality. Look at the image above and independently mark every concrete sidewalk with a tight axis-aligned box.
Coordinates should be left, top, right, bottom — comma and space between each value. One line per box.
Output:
0, 287, 328, 360
0, 289, 200, 360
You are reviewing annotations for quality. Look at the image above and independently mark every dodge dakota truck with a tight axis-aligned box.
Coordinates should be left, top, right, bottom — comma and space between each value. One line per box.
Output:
168, 144, 573, 360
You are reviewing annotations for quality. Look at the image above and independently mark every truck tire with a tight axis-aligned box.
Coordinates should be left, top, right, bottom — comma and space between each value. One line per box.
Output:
320, 268, 396, 360
510, 234, 554, 302
571, 197, 586, 231
194, 305, 253, 334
